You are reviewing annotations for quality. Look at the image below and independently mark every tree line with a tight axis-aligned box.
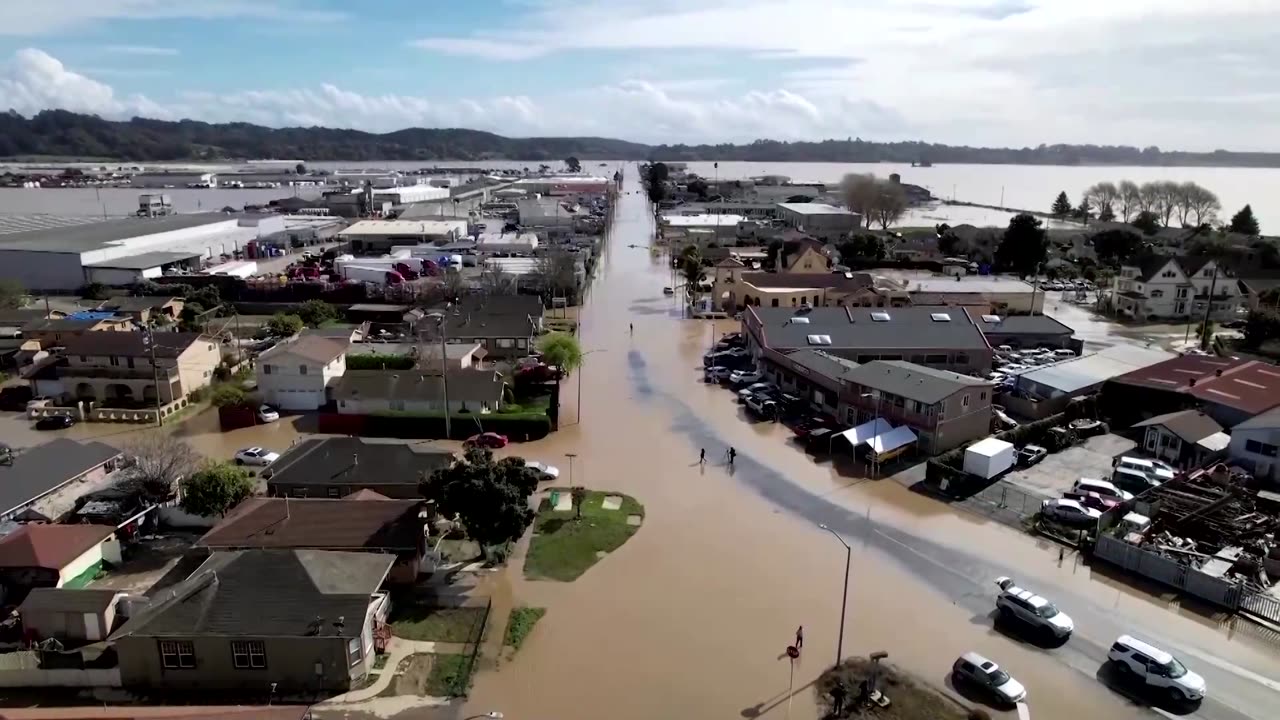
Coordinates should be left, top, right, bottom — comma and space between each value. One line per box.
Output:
1050, 181, 1261, 236
7, 109, 1280, 166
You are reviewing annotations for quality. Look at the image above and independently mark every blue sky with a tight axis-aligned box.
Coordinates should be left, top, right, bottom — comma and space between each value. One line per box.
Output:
0, 0, 1276, 149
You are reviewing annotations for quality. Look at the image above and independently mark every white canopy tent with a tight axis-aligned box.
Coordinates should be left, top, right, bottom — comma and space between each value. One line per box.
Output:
868, 425, 918, 455
836, 418, 892, 447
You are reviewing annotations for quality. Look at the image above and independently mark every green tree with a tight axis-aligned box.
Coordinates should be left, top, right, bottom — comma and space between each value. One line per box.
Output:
1243, 309, 1280, 350
1130, 210, 1161, 236
211, 385, 248, 408
1051, 191, 1072, 218
571, 486, 587, 520
296, 299, 338, 327
1090, 229, 1143, 266
1075, 197, 1092, 225
295, 162, 307, 174
180, 463, 254, 517
79, 282, 109, 300
0, 279, 25, 309
564, 156, 582, 173
837, 235, 886, 263
685, 178, 709, 199
266, 312, 304, 336
420, 448, 540, 547
1230, 204, 1261, 236
644, 162, 669, 205
537, 332, 583, 380
995, 213, 1048, 277
679, 245, 705, 304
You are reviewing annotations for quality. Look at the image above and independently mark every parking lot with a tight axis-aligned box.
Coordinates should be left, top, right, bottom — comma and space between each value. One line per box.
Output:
1002, 433, 1136, 500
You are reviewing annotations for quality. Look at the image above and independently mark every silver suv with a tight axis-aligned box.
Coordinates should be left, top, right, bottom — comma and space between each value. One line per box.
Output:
994, 577, 1074, 639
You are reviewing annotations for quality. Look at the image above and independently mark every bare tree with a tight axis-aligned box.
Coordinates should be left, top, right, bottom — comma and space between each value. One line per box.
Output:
1136, 181, 1160, 215
531, 249, 579, 300
479, 265, 517, 295
840, 173, 879, 229
871, 182, 908, 230
441, 269, 468, 302
1083, 182, 1119, 218
1182, 182, 1221, 226
1117, 180, 1141, 221
123, 434, 200, 501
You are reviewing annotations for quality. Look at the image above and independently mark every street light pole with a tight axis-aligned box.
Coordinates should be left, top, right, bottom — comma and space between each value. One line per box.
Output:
818, 523, 851, 666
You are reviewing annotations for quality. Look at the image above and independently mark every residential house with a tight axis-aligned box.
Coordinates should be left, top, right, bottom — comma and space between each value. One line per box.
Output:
1102, 355, 1280, 428
1237, 272, 1280, 310
264, 437, 455, 500
1112, 256, 1241, 321
336, 368, 506, 415
434, 295, 543, 360
839, 361, 994, 454
1228, 407, 1280, 487
19, 588, 127, 643
742, 305, 993, 375
1131, 410, 1229, 469
0, 438, 124, 522
970, 312, 1078, 350
22, 314, 134, 349
0, 525, 121, 602
198, 496, 427, 584
256, 335, 349, 410
112, 549, 393, 693
51, 331, 220, 407
95, 297, 184, 324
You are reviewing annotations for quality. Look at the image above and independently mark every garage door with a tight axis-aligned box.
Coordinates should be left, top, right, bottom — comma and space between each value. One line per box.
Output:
271, 389, 324, 410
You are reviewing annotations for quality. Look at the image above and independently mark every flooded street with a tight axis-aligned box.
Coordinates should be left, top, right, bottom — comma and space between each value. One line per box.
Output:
458, 169, 1278, 720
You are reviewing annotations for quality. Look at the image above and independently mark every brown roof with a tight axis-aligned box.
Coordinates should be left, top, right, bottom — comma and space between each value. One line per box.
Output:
196, 497, 422, 550
0, 525, 116, 570
1110, 355, 1250, 393
1189, 362, 1280, 415
1133, 410, 1223, 443
60, 331, 205, 359
260, 334, 348, 364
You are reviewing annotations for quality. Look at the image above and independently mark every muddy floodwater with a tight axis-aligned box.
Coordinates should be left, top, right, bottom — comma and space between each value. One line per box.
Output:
455, 171, 1279, 720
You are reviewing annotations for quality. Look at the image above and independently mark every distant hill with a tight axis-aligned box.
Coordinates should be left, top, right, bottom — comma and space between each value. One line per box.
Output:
2, 109, 1279, 167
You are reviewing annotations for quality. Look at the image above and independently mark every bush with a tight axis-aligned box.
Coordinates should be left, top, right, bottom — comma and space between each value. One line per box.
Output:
211, 385, 248, 408
266, 312, 304, 337
346, 353, 415, 370
79, 282, 109, 301
187, 386, 209, 403
296, 299, 339, 327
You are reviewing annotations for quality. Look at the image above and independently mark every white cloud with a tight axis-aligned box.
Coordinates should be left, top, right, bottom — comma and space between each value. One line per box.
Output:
0, 48, 172, 118
103, 45, 179, 56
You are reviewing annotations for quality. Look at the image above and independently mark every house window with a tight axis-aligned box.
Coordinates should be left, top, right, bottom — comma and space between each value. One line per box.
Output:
979, 391, 987, 401
160, 640, 196, 669
517, 338, 528, 349
961, 394, 970, 408
231, 640, 266, 669
299, 365, 308, 375
954, 353, 969, 365
1150, 290, 1163, 298
127, 357, 135, 369
327, 487, 341, 498
290, 488, 307, 498
771, 299, 779, 307
79, 355, 87, 363
109, 356, 120, 366
1245, 439, 1279, 457
263, 365, 272, 375
497, 338, 515, 349
348, 637, 362, 667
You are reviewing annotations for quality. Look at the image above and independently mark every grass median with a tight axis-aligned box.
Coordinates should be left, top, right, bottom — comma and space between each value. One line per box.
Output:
524, 489, 644, 581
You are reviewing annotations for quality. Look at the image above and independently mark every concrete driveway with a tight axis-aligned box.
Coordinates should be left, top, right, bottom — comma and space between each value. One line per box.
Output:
1003, 433, 1136, 499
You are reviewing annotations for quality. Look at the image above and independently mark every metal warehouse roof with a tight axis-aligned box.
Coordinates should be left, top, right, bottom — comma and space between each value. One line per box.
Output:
0, 213, 233, 253
83, 251, 202, 269
750, 306, 989, 351
1019, 345, 1175, 395
0, 214, 105, 236
777, 202, 853, 215
338, 220, 468, 236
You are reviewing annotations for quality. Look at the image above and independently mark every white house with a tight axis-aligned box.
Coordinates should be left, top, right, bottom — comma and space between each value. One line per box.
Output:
1228, 407, 1280, 487
1112, 256, 1241, 321
256, 335, 349, 410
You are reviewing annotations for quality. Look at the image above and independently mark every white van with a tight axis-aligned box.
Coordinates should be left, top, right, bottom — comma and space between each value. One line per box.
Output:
1073, 478, 1134, 502
1115, 456, 1176, 483
1112, 466, 1159, 495
1108, 635, 1206, 701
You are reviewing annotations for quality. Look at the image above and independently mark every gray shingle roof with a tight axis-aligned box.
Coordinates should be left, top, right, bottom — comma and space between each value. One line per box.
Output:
114, 549, 393, 638
0, 439, 122, 516
1133, 409, 1223, 443
265, 437, 454, 490
197, 497, 422, 551
750, 306, 989, 351
843, 361, 991, 404
1233, 405, 1280, 431
20, 588, 121, 615
434, 295, 543, 339
785, 349, 860, 382
60, 331, 206, 359
972, 312, 1074, 336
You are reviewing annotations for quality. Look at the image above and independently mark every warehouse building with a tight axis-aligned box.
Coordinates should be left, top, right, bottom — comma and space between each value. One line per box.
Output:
338, 219, 469, 254
776, 202, 860, 241
0, 213, 263, 291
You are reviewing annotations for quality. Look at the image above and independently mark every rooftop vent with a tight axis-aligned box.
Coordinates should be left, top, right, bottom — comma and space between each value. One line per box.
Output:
931, 313, 951, 322
806, 334, 832, 346
981, 314, 1001, 323
871, 312, 891, 322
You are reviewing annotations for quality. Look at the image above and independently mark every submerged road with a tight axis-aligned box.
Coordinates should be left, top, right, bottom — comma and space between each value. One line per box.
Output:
459, 169, 1277, 720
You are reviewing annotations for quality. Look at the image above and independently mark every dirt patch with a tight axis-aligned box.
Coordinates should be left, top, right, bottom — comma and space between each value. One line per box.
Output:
385, 654, 434, 697
815, 657, 972, 720
89, 533, 206, 594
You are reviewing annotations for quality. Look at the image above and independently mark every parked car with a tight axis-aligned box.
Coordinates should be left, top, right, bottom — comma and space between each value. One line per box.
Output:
256, 404, 280, 423
464, 432, 509, 449
1040, 498, 1103, 526
704, 366, 732, 382
804, 427, 838, 452
1016, 445, 1047, 467
994, 577, 1074, 639
1108, 635, 1206, 702
1073, 478, 1134, 502
951, 652, 1027, 706
34, 415, 76, 431
235, 446, 280, 466
738, 382, 776, 403
793, 416, 835, 438
526, 461, 560, 480
1220, 319, 1247, 330
730, 369, 764, 386
1114, 455, 1176, 483
1064, 490, 1120, 512
745, 395, 777, 419
516, 363, 562, 383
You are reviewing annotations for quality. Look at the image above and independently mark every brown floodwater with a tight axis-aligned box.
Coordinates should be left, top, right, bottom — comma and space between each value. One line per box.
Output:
455, 175, 1280, 720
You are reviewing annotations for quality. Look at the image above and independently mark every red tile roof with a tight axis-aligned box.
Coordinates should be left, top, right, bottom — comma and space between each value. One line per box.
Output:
1112, 356, 1280, 415
0, 525, 115, 570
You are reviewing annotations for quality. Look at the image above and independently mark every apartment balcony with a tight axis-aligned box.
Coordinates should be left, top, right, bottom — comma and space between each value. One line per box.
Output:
60, 364, 180, 381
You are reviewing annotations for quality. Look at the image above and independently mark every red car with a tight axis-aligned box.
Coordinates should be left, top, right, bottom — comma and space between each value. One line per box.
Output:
1063, 490, 1120, 512
464, 432, 509, 449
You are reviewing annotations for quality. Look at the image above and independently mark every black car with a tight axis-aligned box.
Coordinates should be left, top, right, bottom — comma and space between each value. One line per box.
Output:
35, 415, 75, 431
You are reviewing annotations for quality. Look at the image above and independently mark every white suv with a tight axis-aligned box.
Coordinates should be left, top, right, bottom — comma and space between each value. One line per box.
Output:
1108, 635, 1206, 702
994, 577, 1074, 639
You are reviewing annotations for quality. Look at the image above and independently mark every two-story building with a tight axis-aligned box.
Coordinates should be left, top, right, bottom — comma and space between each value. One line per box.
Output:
775, 203, 860, 242
50, 331, 219, 408
839, 361, 994, 454
21, 314, 134, 349
1228, 407, 1280, 487
112, 549, 393, 693
256, 335, 349, 410
743, 305, 993, 376
1112, 256, 1241, 321
433, 295, 543, 360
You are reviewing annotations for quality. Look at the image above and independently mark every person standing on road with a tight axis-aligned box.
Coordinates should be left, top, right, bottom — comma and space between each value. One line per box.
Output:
699, 448, 706, 465
630, 322, 633, 335
795, 625, 804, 649
727, 447, 737, 465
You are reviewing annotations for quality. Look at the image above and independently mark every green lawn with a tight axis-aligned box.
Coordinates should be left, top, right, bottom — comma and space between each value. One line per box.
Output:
425, 654, 472, 697
503, 607, 546, 651
524, 490, 644, 581
389, 605, 487, 643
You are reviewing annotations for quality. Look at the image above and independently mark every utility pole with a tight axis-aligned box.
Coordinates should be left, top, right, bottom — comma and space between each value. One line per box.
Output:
1198, 262, 1220, 351
437, 316, 451, 439
143, 327, 163, 427
818, 524, 852, 665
